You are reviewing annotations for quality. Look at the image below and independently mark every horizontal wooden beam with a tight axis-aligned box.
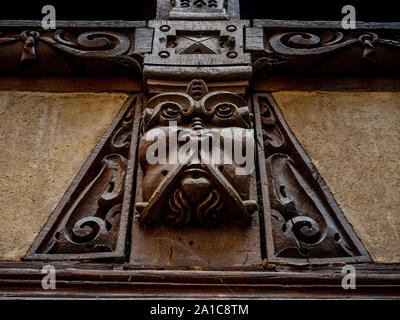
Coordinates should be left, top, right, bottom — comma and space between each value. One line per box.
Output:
0, 265, 399, 298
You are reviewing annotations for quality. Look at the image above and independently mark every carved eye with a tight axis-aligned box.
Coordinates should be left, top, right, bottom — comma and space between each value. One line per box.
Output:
215, 104, 234, 119
161, 103, 181, 120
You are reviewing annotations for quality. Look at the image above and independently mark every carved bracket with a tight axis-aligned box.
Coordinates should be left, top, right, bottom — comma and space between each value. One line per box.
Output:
135, 79, 258, 227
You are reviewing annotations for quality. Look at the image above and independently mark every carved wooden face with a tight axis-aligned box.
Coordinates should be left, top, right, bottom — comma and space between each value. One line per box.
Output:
136, 80, 258, 227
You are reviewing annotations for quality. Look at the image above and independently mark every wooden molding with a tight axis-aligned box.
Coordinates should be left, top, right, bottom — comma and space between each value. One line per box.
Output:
0, 262, 399, 298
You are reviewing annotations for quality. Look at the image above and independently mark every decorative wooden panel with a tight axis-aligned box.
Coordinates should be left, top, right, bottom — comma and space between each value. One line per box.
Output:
0, 23, 152, 76
254, 93, 371, 264
144, 20, 251, 95
246, 21, 400, 75
129, 80, 262, 270
25, 95, 142, 261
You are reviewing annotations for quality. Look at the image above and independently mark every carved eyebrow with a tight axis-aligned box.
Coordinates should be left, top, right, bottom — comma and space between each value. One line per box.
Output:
142, 102, 193, 132
201, 91, 248, 111
146, 93, 194, 110
209, 104, 251, 128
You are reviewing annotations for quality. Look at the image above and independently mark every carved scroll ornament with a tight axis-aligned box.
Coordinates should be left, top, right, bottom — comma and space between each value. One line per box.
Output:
251, 29, 400, 74
0, 29, 142, 74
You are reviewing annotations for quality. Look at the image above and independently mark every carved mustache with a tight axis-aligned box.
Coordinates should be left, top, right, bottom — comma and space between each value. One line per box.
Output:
135, 160, 258, 227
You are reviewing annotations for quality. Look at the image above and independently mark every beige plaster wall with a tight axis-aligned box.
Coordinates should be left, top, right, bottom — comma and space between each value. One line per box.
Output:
273, 91, 400, 263
0, 92, 128, 260
1, 90, 398, 264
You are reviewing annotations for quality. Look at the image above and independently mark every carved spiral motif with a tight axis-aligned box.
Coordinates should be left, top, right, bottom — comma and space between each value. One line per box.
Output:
51, 30, 131, 57
269, 31, 355, 56
288, 216, 322, 245
111, 128, 131, 152
68, 204, 122, 247
111, 109, 134, 153
285, 33, 321, 48
70, 217, 106, 244
358, 32, 379, 45
215, 103, 234, 119
260, 101, 286, 153
161, 103, 183, 121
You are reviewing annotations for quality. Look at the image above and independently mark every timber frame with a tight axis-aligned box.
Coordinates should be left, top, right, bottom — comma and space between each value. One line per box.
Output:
1, 1, 400, 299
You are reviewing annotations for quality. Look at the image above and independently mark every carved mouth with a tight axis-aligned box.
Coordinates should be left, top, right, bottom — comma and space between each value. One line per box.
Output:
183, 164, 207, 177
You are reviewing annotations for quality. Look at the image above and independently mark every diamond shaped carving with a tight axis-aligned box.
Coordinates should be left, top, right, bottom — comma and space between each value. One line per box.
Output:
169, 33, 221, 54
144, 20, 251, 94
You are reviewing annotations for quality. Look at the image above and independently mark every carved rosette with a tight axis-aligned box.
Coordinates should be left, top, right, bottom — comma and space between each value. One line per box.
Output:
26, 97, 140, 260
256, 95, 370, 262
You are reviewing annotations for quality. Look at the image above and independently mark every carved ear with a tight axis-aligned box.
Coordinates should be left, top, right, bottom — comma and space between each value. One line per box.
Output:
186, 79, 209, 101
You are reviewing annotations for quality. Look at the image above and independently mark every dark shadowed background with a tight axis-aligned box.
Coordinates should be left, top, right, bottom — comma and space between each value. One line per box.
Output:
0, 0, 399, 22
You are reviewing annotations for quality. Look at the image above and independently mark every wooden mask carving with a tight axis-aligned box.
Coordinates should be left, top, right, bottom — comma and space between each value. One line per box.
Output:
135, 80, 258, 227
